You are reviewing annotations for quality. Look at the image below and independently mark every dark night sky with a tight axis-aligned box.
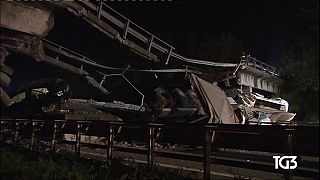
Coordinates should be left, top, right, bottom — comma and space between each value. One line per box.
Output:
108, 0, 305, 67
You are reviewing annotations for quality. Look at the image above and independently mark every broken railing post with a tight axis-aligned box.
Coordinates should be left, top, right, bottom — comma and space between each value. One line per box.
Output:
147, 125, 155, 170
75, 123, 81, 158
51, 122, 58, 151
14, 121, 20, 143
107, 124, 114, 160
97, 1, 103, 19
165, 46, 173, 65
285, 129, 294, 180
148, 35, 154, 52
203, 127, 212, 180
30, 121, 36, 151
123, 19, 130, 40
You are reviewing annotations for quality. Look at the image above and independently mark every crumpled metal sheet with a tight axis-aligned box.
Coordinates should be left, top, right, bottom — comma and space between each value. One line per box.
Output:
254, 107, 296, 123
190, 74, 239, 124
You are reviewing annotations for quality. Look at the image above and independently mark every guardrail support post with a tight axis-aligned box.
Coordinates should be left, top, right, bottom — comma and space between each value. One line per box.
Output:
147, 126, 155, 170
203, 128, 212, 180
75, 123, 81, 159
285, 129, 294, 180
107, 124, 114, 160
14, 122, 20, 143
51, 122, 58, 151
30, 121, 36, 151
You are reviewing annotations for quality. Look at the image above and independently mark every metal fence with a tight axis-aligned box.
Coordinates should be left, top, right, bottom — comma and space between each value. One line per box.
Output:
1, 118, 319, 179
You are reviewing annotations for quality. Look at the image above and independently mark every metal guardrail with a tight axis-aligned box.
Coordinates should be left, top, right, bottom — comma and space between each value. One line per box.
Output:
1, 118, 319, 179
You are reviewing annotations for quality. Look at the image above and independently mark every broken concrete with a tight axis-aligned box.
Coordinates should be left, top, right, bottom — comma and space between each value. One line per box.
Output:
0, 1, 54, 36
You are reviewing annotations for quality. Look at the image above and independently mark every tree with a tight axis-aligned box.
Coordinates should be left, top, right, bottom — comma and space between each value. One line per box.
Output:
280, 0, 319, 122
196, 33, 243, 63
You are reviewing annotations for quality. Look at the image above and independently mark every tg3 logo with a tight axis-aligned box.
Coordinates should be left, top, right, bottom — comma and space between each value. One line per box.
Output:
273, 156, 298, 170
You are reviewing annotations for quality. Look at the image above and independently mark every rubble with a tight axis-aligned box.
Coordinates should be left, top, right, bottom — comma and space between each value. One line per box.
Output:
234, 92, 295, 125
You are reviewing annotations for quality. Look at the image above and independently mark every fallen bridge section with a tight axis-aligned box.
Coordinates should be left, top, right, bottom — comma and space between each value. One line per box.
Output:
47, 1, 246, 68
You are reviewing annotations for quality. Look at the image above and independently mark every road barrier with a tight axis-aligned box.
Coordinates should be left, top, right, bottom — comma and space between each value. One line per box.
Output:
1, 118, 319, 179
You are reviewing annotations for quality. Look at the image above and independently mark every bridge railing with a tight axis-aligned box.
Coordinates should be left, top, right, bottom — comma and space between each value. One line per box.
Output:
58, 1, 238, 68
80, 0, 175, 57
244, 55, 280, 76
78, 1, 282, 74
